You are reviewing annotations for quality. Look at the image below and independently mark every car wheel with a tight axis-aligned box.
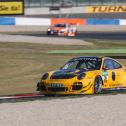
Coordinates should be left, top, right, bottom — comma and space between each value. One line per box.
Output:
46, 31, 50, 35
44, 94, 55, 97
94, 76, 103, 94
51, 31, 54, 35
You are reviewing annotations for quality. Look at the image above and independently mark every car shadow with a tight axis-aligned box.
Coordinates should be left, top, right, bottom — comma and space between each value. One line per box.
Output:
0, 90, 126, 104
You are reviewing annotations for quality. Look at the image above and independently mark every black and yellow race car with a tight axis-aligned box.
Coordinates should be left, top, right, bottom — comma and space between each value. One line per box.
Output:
37, 56, 126, 95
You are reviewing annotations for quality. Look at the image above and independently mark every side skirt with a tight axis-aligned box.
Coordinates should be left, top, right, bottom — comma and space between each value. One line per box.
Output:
102, 87, 126, 92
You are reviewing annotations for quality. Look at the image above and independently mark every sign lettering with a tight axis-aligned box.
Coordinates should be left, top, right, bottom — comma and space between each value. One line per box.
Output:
86, 6, 126, 13
0, 0, 24, 15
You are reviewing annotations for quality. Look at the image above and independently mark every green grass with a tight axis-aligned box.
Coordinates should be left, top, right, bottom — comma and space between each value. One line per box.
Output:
0, 40, 126, 96
48, 49, 126, 54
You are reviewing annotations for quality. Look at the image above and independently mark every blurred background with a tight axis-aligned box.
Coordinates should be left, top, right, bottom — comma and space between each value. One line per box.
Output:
24, 0, 126, 8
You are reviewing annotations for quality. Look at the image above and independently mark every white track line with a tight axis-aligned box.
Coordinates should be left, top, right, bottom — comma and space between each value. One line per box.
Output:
0, 94, 44, 100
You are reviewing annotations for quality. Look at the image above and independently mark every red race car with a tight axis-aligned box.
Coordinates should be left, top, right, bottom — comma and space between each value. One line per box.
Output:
47, 23, 77, 37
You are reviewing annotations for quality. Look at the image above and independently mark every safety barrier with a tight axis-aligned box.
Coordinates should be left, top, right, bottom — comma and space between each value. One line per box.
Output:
86, 6, 126, 13
0, 17, 16, 25
15, 17, 51, 25
86, 19, 120, 25
0, 17, 51, 25
51, 18, 86, 25
0, 17, 126, 26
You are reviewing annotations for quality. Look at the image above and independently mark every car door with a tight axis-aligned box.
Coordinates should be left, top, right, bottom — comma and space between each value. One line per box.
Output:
112, 59, 125, 87
102, 59, 117, 89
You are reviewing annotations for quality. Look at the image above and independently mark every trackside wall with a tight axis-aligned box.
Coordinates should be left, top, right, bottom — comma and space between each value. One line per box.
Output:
1, 17, 126, 26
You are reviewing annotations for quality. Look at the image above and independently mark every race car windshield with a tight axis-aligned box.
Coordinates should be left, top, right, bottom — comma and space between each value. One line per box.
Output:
62, 58, 102, 70
54, 24, 66, 27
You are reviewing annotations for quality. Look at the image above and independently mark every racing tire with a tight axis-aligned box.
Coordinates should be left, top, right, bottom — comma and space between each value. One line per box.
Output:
46, 31, 51, 35
94, 76, 103, 94
75, 31, 77, 36
44, 94, 55, 97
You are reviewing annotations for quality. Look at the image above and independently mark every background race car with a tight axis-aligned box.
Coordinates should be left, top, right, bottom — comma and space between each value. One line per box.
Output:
46, 23, 77, 37
37, 56, 126, 95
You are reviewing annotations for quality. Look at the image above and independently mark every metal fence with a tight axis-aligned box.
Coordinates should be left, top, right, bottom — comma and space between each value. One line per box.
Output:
24, 0, 126, 8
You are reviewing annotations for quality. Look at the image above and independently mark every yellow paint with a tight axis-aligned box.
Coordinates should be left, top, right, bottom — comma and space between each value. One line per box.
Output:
86, 6, 126, 13
0, 1, 23, 14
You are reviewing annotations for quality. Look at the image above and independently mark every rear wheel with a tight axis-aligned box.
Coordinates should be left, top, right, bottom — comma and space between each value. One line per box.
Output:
94, 76, 103, 94
44, 94, 56, 97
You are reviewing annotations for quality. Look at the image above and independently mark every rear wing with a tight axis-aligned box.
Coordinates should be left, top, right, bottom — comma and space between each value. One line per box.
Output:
108, 56, 126, 59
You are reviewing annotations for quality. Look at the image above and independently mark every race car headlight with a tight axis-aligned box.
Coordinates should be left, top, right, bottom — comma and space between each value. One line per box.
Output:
60, 29, 65, 32
41, 73, 49, 80
77, 73, 86, 80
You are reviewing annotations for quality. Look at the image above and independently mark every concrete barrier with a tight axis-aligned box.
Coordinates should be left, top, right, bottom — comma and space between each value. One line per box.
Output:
0, 17, 51, 26
1, 16, 126, 27
86, 19, 119, 25
0, 17, 15, 25
15, 17, 51, 26
120, 19, 126, 25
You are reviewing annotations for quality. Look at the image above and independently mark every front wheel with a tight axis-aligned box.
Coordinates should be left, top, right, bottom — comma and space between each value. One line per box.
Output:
74, 30, 77, 36
94, 76, 103, 94
46, 31, 51, 35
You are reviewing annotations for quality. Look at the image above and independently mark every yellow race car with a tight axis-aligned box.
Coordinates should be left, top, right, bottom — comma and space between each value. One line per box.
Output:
37, 56, 126, 95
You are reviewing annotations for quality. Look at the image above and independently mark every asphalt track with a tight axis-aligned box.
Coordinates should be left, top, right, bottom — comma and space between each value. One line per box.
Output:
77, 32, 126, 40
22, 31, 126, 41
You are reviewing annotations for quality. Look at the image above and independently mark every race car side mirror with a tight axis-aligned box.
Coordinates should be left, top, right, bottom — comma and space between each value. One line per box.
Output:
102, 66, 109, 70
60, 67, 62, 70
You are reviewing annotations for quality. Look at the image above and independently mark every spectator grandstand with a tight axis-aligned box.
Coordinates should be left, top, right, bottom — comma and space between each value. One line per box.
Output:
25, 0, 126, 8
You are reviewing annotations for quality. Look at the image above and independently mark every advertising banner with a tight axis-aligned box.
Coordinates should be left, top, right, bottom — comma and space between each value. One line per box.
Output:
86, 6, 126, 13
51, 18, 86, 25
0, 0, 24, 15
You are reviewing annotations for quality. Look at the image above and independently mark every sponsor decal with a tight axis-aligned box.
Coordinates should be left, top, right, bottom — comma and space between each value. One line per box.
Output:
72, 57, 98, 61
51, 18, 86, 25
47, 83, 64, 87
86, 6, 126, 13
0, 0, 24, 15
109, 83, 123, 87
102, 70, 108, 82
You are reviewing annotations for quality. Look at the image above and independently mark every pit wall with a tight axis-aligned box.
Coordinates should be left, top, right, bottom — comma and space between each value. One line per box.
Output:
1, 17, 126, 25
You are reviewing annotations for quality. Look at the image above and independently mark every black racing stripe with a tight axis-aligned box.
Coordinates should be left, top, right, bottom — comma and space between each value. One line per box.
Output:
81, 83, 93, 93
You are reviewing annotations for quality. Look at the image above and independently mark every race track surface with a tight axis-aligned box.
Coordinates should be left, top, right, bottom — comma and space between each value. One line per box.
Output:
22, 32, 126, 41
77, 32, 126, 40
